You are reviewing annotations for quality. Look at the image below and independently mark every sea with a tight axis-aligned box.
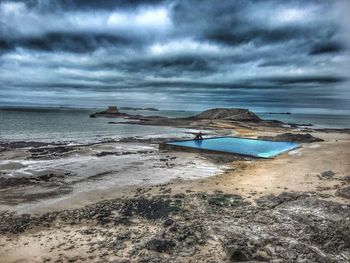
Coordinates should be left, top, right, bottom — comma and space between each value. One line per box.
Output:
0, 107, 199, 143
0, 107, 349, 143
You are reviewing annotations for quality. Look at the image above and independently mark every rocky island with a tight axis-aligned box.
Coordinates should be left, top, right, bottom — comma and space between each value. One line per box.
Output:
195, 108, 261, 121
90, 106, 160, 118
90, 107, 288, 131
90, 107, 261, 121
89, 106, 127, 118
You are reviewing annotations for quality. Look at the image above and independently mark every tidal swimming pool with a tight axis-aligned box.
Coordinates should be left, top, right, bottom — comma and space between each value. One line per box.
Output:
163, 137, 300, 158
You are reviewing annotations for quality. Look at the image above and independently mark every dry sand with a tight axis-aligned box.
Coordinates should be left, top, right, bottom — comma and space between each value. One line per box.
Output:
172, 131, 350, 203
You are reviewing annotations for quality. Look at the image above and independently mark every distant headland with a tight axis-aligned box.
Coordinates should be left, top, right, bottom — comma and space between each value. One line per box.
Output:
90, 106, 261, 122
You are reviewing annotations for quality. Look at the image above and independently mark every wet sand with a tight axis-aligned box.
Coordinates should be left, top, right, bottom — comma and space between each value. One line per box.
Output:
0, 141, 225, 214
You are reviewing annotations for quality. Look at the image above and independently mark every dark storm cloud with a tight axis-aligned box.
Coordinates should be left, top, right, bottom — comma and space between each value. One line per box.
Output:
6, 0, 166, 10
0, 0, 349, 111
120, 56, 214, 78
0, 33, 137, 53
171, 0, 338, 45
252, 76, 347, 85
203, 25, 328, 47
309, 41, 346, 55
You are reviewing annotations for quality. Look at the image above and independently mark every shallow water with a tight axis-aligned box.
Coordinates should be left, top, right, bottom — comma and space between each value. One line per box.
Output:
167, 137, 300, 158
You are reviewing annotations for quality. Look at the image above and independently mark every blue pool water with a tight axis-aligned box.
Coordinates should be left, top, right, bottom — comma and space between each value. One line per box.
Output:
166, 137, 300, 158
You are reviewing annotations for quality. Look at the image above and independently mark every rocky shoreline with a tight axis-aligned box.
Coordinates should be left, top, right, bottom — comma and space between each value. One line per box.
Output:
1, 190, 350, 262
1, 130, 350, 262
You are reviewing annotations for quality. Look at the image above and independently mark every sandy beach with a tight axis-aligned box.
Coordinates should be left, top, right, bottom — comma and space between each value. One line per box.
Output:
1, 115, 350, 262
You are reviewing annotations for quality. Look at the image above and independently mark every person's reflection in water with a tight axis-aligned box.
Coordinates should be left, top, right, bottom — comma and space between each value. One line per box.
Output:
194, 132, 203, 146
194, 139, 203, 147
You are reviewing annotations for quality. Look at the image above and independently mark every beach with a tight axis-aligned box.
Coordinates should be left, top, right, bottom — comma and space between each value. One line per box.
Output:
1, 0, 350, 261
1, 108, 350, 262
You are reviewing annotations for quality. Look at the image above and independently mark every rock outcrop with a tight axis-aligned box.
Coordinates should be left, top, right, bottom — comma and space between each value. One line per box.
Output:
106, 106, 119, 113
195, 108, 261, 121
258, 133, 324, 143
90, 106, 125, 118
336, 186, 350, 199
1, 192, 350, 262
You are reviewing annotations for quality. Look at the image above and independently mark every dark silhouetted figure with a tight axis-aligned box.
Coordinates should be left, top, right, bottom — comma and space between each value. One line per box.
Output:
194, 131, 203, 140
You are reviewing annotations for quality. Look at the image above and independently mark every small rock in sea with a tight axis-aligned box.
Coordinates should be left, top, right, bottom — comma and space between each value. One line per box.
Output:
163, 218, 174, 227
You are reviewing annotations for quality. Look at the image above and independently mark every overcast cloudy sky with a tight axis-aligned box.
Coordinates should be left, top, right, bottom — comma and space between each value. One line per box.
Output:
0, 0, 349, 112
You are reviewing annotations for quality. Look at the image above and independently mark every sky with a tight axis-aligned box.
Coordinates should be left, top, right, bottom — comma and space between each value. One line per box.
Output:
0, 0, 349, 113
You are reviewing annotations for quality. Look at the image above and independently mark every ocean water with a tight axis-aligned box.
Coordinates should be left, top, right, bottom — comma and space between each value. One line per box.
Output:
257, 113, 350, 129
0, 107, 349, 143
0, 108, 196, 143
